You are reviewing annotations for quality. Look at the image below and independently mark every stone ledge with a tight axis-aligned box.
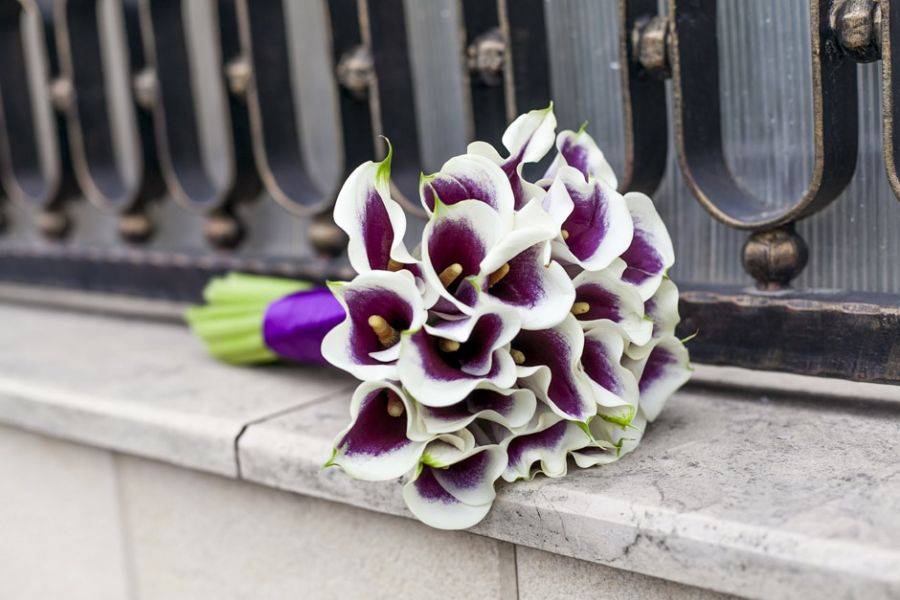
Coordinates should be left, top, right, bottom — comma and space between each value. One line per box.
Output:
1, 301, 898, 599
238, 387, 900, 599
0, 303, 353, 476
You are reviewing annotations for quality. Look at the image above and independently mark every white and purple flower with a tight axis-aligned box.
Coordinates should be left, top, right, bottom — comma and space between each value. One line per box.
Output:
322, 104, 689, 530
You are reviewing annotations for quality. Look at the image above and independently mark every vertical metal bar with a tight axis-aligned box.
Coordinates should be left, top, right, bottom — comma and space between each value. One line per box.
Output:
0, 0, 78, 239
361, 0, 424, 213
461, 0, 506, 149
55, 0, 165, 243
235, 0, 326, 214
137, 0, 260, 248
618, 0, 668, 195
502, 0, 551, 116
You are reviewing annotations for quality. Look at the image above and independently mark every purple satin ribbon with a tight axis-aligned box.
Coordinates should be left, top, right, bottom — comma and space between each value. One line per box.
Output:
262, 287, 345, 365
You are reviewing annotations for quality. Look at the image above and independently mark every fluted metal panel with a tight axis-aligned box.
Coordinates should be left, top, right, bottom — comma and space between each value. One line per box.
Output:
1, 0, 897, 292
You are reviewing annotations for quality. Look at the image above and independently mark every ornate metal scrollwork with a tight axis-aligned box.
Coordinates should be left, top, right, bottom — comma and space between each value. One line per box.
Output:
668, 0, 860, 290
0, 0, 79, 239
135, 0, 260, 249
54, 0, 165, 243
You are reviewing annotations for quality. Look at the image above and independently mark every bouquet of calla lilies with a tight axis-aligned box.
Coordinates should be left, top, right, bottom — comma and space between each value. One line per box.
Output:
188, 105, 691, 530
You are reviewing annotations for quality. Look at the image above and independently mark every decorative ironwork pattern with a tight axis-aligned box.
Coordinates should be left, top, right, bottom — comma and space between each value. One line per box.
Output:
0, 0, 897, 384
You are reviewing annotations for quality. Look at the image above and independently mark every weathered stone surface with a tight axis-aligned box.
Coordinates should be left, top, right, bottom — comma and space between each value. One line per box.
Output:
2, 302, 899, 598
117, 454, 517, 600
0, 304, 355, 475
240, 389, 900, 599
516, 546, 733, 599
0, 425, 130, 600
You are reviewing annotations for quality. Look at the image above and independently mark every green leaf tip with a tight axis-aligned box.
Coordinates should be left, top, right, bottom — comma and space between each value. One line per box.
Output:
376, 136, 393, 185
321, 447, 339, 471
681, 330, 699, 344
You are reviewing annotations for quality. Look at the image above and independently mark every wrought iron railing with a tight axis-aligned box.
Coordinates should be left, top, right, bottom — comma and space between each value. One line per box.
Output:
0, 0, 897, 384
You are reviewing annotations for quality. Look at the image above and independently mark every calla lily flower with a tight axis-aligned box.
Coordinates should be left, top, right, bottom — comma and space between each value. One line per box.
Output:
468, 104, 557, 209
543, 166, 634, 272
418, 385, 537, 434
617, 192, 676, 301
500, 410, 596, 481
422, 198, 574, 329
321, 270, 427, 381
403, 442, 507, 530
624, 335, 691, 421
626, 277, 681, 360
581, 322, 640, 412
570, 269, 652, 347
419, 153, 515, 227
398, 305, 519, 407
311, 105, 688, 531
421, 199, 507, 316
543, 125, 618, 189
513, 314, 597, 422
333, 144, 416, 273
478, 201, 575, 329
326, 381, 426, 481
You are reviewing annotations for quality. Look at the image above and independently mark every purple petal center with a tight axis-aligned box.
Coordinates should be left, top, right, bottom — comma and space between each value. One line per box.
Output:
425, 175, 498, 211
581, 339, 622, 395
562, 182, 609, 261
410, 315, 504, 382
514, 328, 587, 420
346, 288, 414, 364
487, 245, 546, 308
362, 187, 394, 270
560, 137, 591, 180
506, 420, 567, 469
621, 230, 663, 286
339, 388, 409, 456
439, 450, 491, 491
428, 219, 487, 295
574, 283, 621, 323
639, 345, 677, 393
414, 467, 457, 504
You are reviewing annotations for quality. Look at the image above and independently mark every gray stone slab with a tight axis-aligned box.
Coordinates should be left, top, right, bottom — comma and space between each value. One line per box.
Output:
116, 454, 517, 600
0, 303, 355, 476
239, 386, 900, 599
0, 425, 130, 600
516, 546, 733, 600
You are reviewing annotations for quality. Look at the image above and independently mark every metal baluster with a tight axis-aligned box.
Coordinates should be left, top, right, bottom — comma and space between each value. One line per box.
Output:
834, 0, 900, 205
135, 0, 260, 249
459, 0, 552, 149
54, 0, 165, 243
619, 0, 669, 195
0, 0, 79, 239
668, 0, 859, 290
233, 0, 350, 258
361, 0, 425, 216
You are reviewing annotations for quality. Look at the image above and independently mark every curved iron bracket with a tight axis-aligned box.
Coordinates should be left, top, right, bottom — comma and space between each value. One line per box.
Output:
234, 0, 329, 218
135, 0, 260, 248
0, 0, 79, 239
54, 0, 165, 243
668, 0, 859, 288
